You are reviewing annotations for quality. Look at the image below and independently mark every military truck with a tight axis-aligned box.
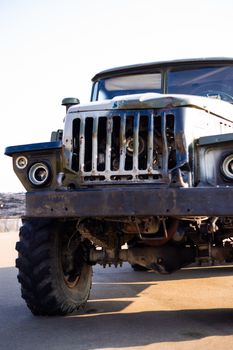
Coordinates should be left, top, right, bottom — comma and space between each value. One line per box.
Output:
5, 58, 233, 316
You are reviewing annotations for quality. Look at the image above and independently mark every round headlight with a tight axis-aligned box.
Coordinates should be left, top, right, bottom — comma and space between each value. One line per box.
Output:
28, 162, 50, 186
15, 156, 28, 169
221, 154, 233, 180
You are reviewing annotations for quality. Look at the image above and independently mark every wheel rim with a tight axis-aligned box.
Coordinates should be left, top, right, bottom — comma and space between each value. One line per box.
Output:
63, 274, 80, 288
61, 234, 85, 289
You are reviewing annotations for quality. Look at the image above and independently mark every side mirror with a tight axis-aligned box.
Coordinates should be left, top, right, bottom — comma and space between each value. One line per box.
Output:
51, 129, 63, 141
62, 97, 80, 112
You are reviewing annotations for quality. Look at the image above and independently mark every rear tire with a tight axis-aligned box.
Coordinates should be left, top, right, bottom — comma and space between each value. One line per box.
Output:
15, 219, 92, 316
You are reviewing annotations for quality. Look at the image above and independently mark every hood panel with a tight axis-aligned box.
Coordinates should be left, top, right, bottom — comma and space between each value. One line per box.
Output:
68, 93, 233, 121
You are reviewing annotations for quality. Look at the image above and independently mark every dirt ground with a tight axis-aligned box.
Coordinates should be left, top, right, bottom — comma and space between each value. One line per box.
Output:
1, 230, 233, 350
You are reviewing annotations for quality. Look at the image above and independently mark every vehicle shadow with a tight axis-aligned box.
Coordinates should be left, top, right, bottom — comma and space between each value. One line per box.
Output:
0, 265, 233, 350
1, 304, 233, 350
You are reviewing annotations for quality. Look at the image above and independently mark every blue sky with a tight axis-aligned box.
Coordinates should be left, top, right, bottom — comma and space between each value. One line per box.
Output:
1, 0, 233, 192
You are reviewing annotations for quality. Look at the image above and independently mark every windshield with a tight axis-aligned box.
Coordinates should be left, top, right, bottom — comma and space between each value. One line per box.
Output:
94, 73, 162, 101
92, 65, 233, 103
168, 66, 233, 103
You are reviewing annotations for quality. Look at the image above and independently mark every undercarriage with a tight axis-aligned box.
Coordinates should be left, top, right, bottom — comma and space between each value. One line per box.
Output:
79, 215, 233, 273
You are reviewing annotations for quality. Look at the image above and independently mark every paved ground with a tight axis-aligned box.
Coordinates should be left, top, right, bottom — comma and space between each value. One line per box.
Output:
1, 231, 233, 350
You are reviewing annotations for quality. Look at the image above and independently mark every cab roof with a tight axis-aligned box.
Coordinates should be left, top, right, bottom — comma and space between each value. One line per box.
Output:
92, 57, 233, 82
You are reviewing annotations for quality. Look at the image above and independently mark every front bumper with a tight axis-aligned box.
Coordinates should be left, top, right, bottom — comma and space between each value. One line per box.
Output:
25, 186, 233, 218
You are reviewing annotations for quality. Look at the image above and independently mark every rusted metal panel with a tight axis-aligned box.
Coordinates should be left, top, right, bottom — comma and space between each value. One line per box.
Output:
25, 187, 233, 218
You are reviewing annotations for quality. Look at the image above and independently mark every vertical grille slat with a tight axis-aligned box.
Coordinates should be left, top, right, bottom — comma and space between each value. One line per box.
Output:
79, 117, 86, 172
92, 118, 98, 172
119, 114, 127, 171
105, 117, 112, 171
133, 112, 140, 170
161, 112, 168, 174
147, 112, 154, 171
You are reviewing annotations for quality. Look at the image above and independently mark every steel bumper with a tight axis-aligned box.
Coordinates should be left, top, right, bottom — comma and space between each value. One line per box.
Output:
24, 186, 233, 218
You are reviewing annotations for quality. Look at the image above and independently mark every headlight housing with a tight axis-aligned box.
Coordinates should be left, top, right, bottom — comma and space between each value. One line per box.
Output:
221, 154, 233, 180
15, 156, 28, 169
28, 162, 51, 186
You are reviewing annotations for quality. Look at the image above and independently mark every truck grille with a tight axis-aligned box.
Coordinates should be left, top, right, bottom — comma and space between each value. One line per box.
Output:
72, 110, 175, 183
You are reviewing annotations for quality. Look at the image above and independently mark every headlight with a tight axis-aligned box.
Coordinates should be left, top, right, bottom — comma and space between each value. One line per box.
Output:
15, 156, 28, 169
28, 162, 51, 186
221, 154, 233, 180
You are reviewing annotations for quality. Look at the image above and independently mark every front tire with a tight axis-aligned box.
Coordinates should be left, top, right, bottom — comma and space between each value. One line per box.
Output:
15, 219, 92, 316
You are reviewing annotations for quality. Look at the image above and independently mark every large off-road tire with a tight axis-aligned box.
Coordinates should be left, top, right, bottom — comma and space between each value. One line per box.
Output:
15, 219, 92, 316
